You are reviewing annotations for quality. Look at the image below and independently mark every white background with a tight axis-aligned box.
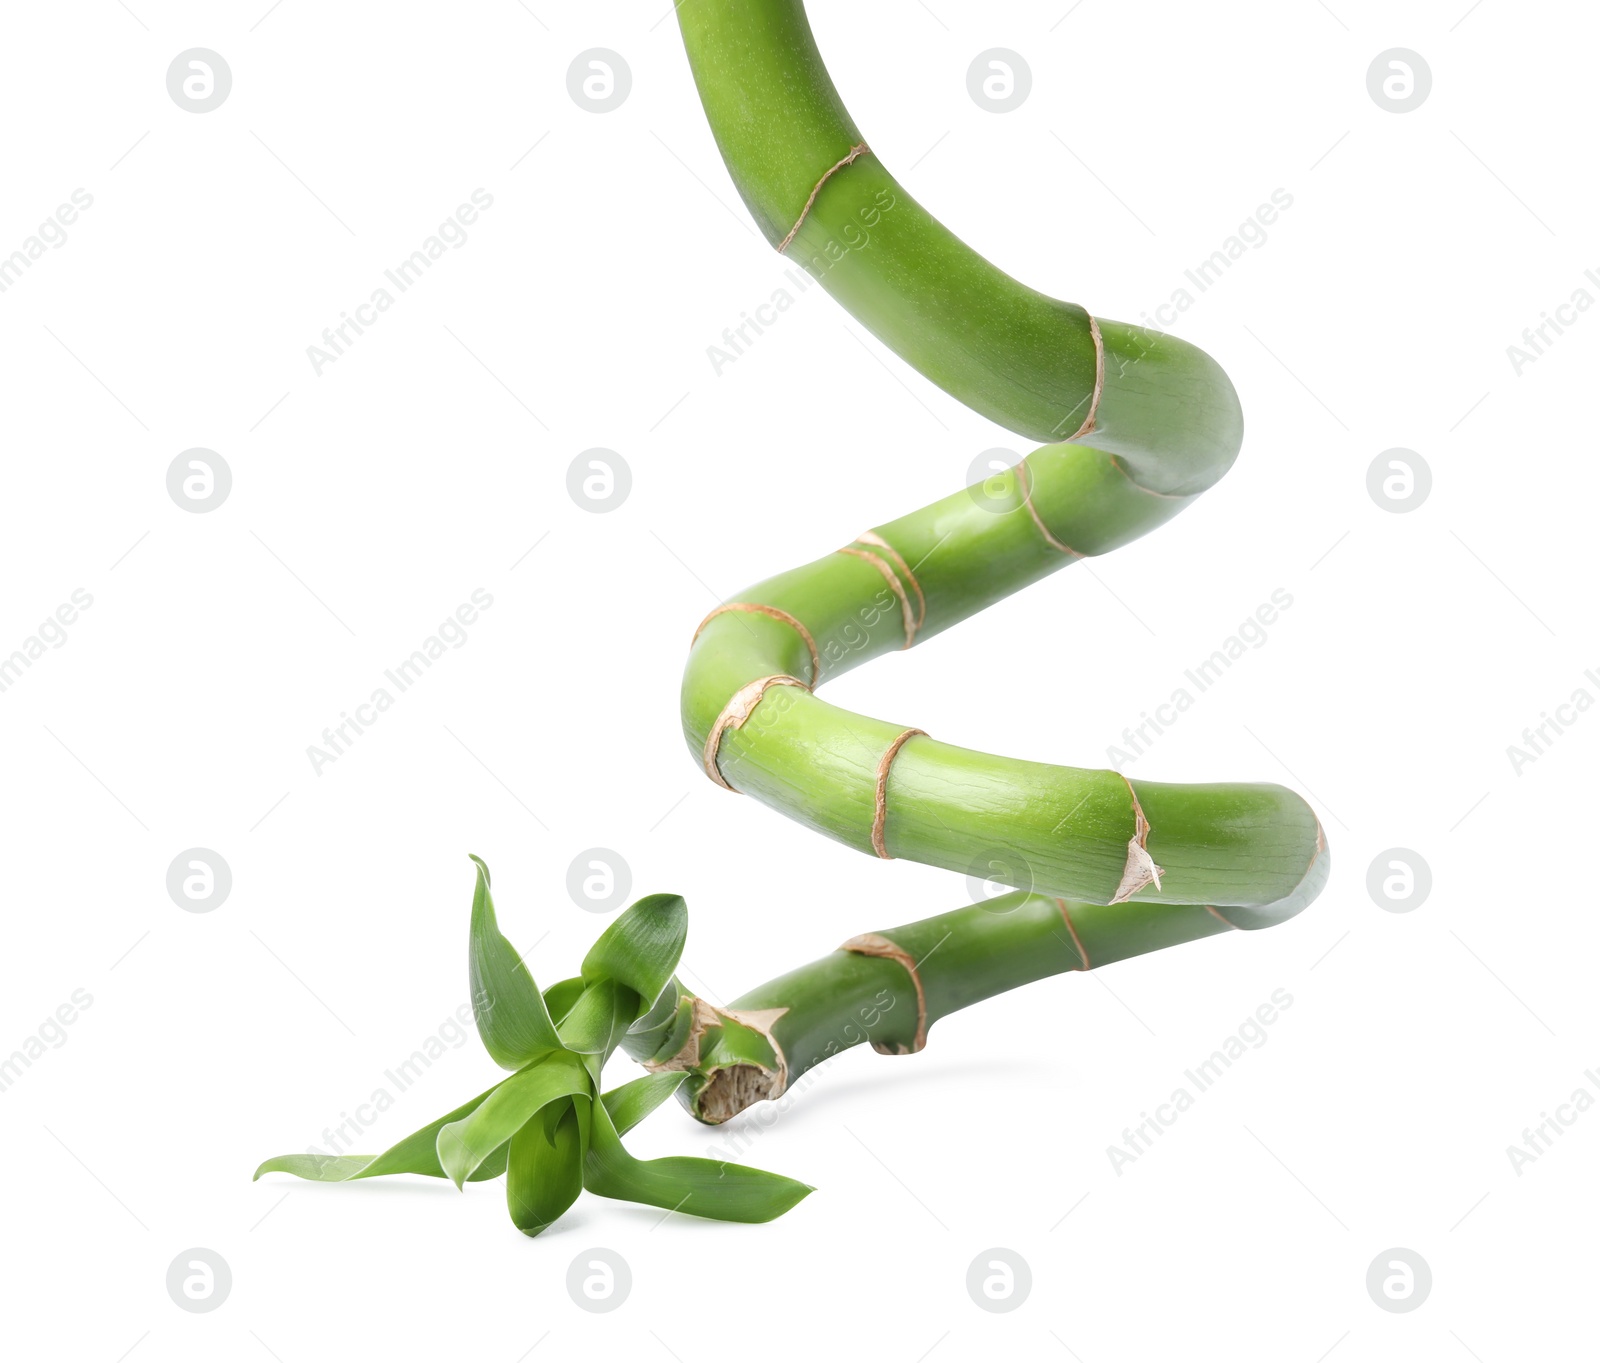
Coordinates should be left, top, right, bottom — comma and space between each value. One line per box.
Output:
1, 2, 1593, 1359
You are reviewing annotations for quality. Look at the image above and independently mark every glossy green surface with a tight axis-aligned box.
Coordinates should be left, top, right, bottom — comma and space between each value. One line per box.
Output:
665, 0, 1329, 1128
624, 892, 1306, 1122
681, 448, 1327, 917
678, 0, 1100, 441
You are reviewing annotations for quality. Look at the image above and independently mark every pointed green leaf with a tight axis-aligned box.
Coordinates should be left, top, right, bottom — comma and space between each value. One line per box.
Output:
253, 1153, 381, 1182
467, 854, 563, 1071
582, 1091, 811, 1223
617, 976, 686, 1061
254, 1083, 509, 1183
542, 974, 586, 1025
580, 893, 687, 1017
601, 1071, 687, 1137
556, 977, 635, 1058
506, 1098, 585, 1237
436, 1051, 591, 1189
633, 976, 683, 1031
644, 990, 697, 1065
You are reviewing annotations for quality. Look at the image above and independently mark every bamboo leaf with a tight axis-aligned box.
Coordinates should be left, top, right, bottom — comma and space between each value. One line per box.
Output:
647, 991, 696, 1064
582, 1091, 811, 1223
556, 977, 636, 1058
436, 1052, 592, 1189
506, 1098, 585, 1237
253, 1154, 381, 1182
601, 1071, 687, 1137
542, 974, 586, 1025
254, 1084, 508, 1183
467, 854, 562, 1070
580, 893, 687, 1016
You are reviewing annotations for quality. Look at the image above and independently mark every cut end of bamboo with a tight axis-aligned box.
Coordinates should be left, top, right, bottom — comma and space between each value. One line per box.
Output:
647, 996, 791, 1123
694, 1063, 787, 1124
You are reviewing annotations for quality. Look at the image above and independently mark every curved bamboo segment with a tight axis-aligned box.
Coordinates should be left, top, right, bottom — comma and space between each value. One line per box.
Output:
675, 0, 1325, 928
676, 0, 1240, 486
624, 892, 1272, 1124
682, 446, 1328, 920
664, 2, 1331, 1121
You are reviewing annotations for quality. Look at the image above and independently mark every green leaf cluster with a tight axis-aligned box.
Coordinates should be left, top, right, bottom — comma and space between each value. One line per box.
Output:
254, 857, 810, 1236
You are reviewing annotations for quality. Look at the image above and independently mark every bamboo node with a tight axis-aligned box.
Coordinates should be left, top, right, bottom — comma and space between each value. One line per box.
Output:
839, 932, 928, 1054
1110, 775, 1164, 903
1014, 457, 1086, 558
1068, 312, 1105, 442
693, 601, 821, 684
871, 728, 925, 858
854, 530, 926, 628
703, 674, 811, 791
776, 142, 872, 254
837, 544, 918, 647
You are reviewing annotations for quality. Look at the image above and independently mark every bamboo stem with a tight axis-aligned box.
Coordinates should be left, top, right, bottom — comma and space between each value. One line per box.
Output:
624, 890, 1271, 1124
675, 0, 1241, 478
664, 0, 1330, 1128
682, 450, 1328, 918
675, 0, 1327, 928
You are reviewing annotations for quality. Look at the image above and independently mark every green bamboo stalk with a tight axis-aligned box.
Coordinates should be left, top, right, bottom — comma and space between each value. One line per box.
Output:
683, 448, 1328, 919
675, 0, 1326, 931
624, 890, 1266, 1124
675, 0, 1238, 478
